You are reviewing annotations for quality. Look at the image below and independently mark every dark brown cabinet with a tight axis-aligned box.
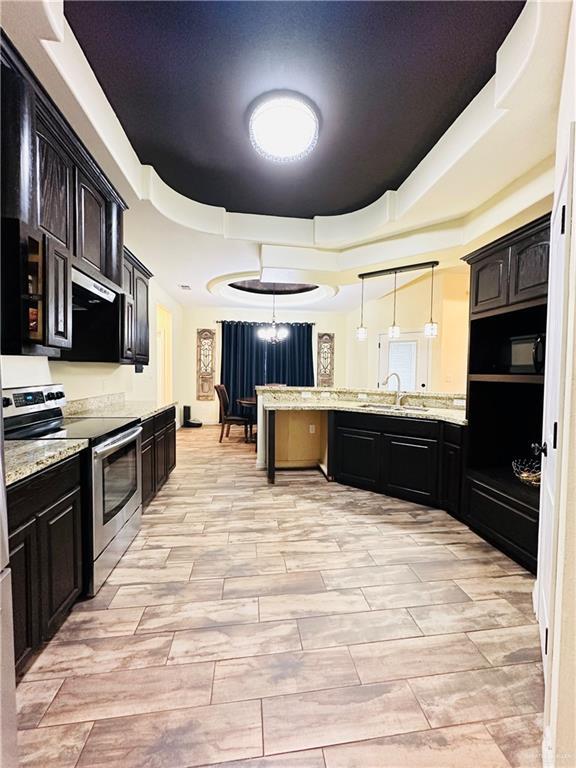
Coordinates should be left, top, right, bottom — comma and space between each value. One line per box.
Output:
141, 407, 177, 507
382, 434, 438, 504
36, 121, 73, 251
509, 231, 549, 305
76, 172, 106, 273
8, 518, 40, 673
334, 427, 381, 491
45, 236, 72, 348
470, 249, 508, 315
332, 411, 461, 511
37, 488, 82, 639
7, 455, 83, 675
122, 248, 152, 366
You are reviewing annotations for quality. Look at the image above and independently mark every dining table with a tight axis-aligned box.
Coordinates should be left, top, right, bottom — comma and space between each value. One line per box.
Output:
236, 396, 257, 443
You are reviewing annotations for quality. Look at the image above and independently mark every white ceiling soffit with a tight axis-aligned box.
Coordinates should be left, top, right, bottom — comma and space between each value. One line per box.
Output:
1, 0, 569, 254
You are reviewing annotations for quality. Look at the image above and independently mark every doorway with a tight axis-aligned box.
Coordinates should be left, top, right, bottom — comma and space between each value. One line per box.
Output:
377, 331, 431, 391
156, 305, 173, 406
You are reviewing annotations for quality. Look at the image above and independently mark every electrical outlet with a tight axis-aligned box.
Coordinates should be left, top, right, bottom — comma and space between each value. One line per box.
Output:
309, 424, 316, 434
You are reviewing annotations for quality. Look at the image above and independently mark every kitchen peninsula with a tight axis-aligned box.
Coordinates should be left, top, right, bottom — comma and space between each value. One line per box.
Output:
257, 386, 467, 514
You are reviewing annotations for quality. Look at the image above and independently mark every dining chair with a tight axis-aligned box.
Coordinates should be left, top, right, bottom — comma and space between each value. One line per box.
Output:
215, 384, 249, 443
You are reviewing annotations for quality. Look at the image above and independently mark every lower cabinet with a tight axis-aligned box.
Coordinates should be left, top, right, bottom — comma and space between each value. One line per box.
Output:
333, 412, 464, 514
382, 434, 438, 504
141, 406, 177, 507
7, 455, 83, 675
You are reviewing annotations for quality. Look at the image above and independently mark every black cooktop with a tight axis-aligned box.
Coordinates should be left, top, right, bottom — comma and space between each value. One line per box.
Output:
4, 415, 140, 444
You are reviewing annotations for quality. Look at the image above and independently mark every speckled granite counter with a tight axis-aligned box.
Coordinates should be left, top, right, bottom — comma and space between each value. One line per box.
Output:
261, 400, 467, 426
64, 396, 177, 421
4, 439, 89, 487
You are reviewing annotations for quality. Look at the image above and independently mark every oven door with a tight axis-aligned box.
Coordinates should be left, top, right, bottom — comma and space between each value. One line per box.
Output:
92, 426, 142, 557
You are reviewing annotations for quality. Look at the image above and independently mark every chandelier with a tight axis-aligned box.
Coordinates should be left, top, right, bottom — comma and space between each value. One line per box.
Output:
257, 291, 289, 344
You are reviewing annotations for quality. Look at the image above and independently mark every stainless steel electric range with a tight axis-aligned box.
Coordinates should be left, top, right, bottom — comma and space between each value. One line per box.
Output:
2, 384, 142, 594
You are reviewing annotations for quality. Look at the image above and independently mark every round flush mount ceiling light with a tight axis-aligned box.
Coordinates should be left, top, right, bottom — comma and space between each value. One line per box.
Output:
249, 92, 319, 162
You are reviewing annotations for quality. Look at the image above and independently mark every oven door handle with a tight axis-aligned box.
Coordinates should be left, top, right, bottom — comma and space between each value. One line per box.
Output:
93, 425, 142, 458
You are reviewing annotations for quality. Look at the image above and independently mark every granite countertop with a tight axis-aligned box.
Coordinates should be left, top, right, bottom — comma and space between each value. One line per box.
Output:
263, 400, 467, 426
64, 400, 178, 420
4, 439, 89, 487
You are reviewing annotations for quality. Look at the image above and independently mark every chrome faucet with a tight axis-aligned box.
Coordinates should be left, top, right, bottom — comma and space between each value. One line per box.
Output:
383, 373, 402, 405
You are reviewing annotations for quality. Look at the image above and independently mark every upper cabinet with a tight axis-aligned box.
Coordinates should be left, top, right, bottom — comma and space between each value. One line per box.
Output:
466, 216, 550, 317
1, 36, 127, 357
123, 248, 153, 366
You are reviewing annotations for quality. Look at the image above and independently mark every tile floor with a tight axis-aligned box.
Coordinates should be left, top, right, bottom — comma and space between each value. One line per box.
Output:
16, 427, 544, 767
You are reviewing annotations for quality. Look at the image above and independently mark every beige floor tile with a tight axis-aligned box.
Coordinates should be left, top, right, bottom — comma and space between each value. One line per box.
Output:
212, 647, 359, 703
363, 580, 471, 610
369, 545, 457, 565
284, 552, 375, 571
223, 571, 325, 598
76, 700, 262, 768
51, 607, 144, 642
108, 579, 223, 609
337, 534, 415, 550
168, 543, 257, 561
17, 679, 63, 729
41, 662, 214, 725
256, 540, 341, 556
263, 681, 428, 753
321, 564, 418, 589
23, 633, 173, 680
137, 597, 259, 633
191, 556, 287, 579
106, 562, 193, 585
485, 713, 543, 768
141, 533, 229, 549
467, 624, 541, 665
209, 751, 326, 768
18, 722, 93, 768
72, 585, 118, 612
409, 531, 484, 545
323, 723, 512, 768
298, 608, 421, 649
409, 598, 529, 635
409, 663, 544, 727
349, 633, 490, 683
410, 559, 509, 581
455, 574, 536, 617
169, 620, 302, 664
259, 589, 369, 621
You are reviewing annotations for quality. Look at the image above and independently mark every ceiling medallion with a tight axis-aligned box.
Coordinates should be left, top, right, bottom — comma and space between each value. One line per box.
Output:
249, 92, 319, 163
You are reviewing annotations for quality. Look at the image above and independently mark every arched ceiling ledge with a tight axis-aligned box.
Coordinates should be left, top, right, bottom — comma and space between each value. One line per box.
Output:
1, 0, 567, 261
208, 273, 337, 307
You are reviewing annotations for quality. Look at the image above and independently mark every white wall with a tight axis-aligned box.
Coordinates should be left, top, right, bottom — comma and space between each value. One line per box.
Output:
181, 306, 348, 424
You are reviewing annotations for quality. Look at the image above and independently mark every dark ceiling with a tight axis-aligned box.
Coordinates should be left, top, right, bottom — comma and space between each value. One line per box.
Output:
65, 1, 524, 219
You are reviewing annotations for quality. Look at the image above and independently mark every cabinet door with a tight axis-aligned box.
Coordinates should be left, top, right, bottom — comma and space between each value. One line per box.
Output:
440, 442, 462, 517
36, 122, 73, 250
121, 293, 135, 361
334, 427, 381, 491
155, 427, 168, 490
45, 236, 72, 348
8, 518, 40, 674
166, 422, 176, 475
509, 229, 550, 304
37, 488, 82, 640
470, 249, 509, 314
382, 434, 438, 504
141, 437, 156, 507
77, 171, 106, 272
122, 259, 134, 296
134, 269, 150, 363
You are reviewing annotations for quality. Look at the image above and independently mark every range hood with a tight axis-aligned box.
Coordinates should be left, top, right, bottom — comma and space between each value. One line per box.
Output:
72, 268, 116, 308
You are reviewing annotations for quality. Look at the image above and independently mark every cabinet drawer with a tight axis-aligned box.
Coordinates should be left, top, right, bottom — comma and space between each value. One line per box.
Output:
443, 423, 463, 446
336, 411, 438, 439
154, 406, 175, 432
141, 416, 154, 442
7, 455, 82, 533
465, 477, 538, 571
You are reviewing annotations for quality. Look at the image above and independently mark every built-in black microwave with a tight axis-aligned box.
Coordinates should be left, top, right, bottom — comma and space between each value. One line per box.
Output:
508, 334, 545, 374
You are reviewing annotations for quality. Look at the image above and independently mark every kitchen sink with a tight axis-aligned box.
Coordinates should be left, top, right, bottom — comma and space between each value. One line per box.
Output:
357, 403, 429, 413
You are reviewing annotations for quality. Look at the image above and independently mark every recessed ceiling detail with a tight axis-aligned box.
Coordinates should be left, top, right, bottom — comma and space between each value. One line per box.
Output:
230, 279, 318, 295
64, 0, 524, 219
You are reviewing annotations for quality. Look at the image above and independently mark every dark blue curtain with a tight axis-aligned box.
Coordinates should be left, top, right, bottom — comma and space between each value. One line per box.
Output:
220, 322, 314, 416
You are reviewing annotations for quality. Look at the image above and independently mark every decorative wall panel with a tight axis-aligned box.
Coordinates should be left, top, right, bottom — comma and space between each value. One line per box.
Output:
196, 328, 216, 400
317, 332, 335, 387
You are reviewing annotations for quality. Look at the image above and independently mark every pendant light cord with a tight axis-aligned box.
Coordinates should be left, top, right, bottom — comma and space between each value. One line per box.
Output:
360, 277, 365, 326
429, 265, 435, 322
392, 271, 397, 325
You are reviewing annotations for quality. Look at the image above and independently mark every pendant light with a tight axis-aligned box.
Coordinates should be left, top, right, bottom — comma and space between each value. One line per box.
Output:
356, 276, 368, 341
388, 271, 400, 338
424, 264, 438, 338
257, 290, 289, 343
